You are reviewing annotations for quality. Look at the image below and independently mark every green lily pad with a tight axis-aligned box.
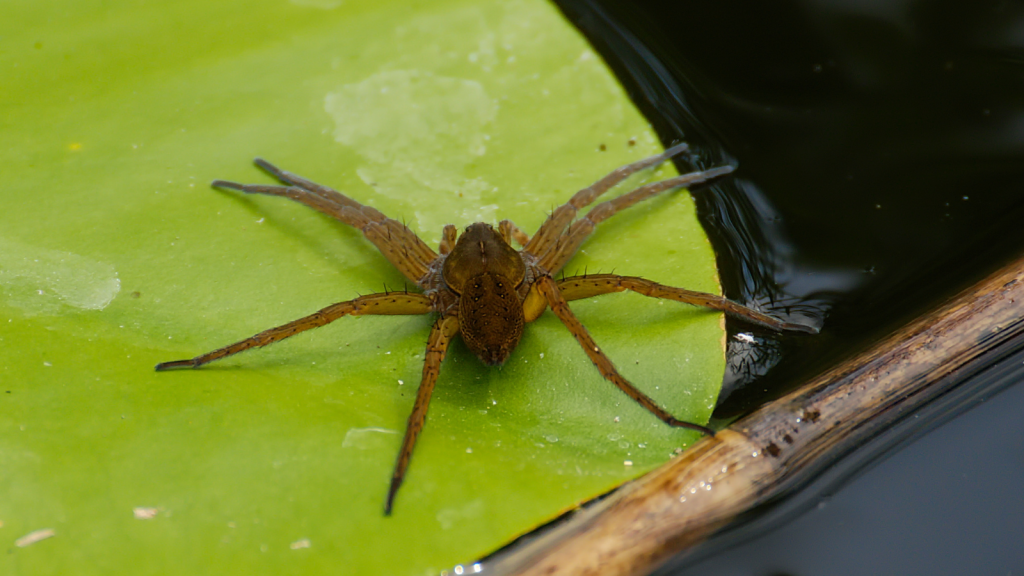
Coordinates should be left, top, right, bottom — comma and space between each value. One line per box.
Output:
0, 0, 724, 573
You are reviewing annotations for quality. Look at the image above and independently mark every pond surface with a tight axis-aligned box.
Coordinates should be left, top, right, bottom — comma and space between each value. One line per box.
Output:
554, 0, 1024, 573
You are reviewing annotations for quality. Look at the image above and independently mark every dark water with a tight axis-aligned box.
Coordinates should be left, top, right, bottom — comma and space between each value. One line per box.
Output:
553, 0, 1024, 574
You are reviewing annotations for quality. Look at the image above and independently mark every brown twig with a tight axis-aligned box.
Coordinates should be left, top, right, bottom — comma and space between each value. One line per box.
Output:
483, 253, 1024, 576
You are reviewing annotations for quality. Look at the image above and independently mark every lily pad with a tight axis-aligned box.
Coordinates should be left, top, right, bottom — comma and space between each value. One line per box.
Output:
0, 0, 724, 573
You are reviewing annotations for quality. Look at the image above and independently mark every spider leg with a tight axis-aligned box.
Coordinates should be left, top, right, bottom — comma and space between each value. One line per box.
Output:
213, 159, 438, 286
385, 315, 460, 515
154, 293, 434, 370
524, 143, 691, 258
538, 166, 733, 273
499, 219, 530, 247
556, 274, 818, 333
252, 158, 363, 209
534, 276, 713, 435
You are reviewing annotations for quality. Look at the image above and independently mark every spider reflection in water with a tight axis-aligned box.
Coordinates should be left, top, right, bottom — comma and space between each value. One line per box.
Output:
156, 143, 815, 514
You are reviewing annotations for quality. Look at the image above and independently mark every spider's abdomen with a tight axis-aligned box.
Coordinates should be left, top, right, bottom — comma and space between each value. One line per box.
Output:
458, 272, 525, 366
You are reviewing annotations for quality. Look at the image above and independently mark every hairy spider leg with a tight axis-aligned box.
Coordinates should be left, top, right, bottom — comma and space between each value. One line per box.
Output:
538, 166, 734, 273
213, 161, 437, 286
386, 315, 461, 515
253, 158, 366, 209
534, 276, 714, 435
154, 293, 433, 370
498, 219, 530, 247
211, 179, 433, 285
254, 159, 438, 271
524, 142, 691, 257
556, 274, 818, 334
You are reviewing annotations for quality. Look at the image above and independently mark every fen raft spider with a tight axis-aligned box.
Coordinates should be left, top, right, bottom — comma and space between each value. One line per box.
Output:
156, 142, 815, 514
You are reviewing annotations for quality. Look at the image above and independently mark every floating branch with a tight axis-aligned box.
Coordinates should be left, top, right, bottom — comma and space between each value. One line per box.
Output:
484, 253, 1024, 576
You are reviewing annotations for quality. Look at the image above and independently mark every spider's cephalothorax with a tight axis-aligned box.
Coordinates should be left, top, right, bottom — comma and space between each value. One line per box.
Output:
156, 143, 816, 514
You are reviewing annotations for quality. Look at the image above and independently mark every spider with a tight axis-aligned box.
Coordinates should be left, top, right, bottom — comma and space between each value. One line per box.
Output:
156, 142, 814, 514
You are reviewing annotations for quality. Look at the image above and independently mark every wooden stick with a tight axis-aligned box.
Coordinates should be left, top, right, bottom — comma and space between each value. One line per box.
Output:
483, 253, 1024, 576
